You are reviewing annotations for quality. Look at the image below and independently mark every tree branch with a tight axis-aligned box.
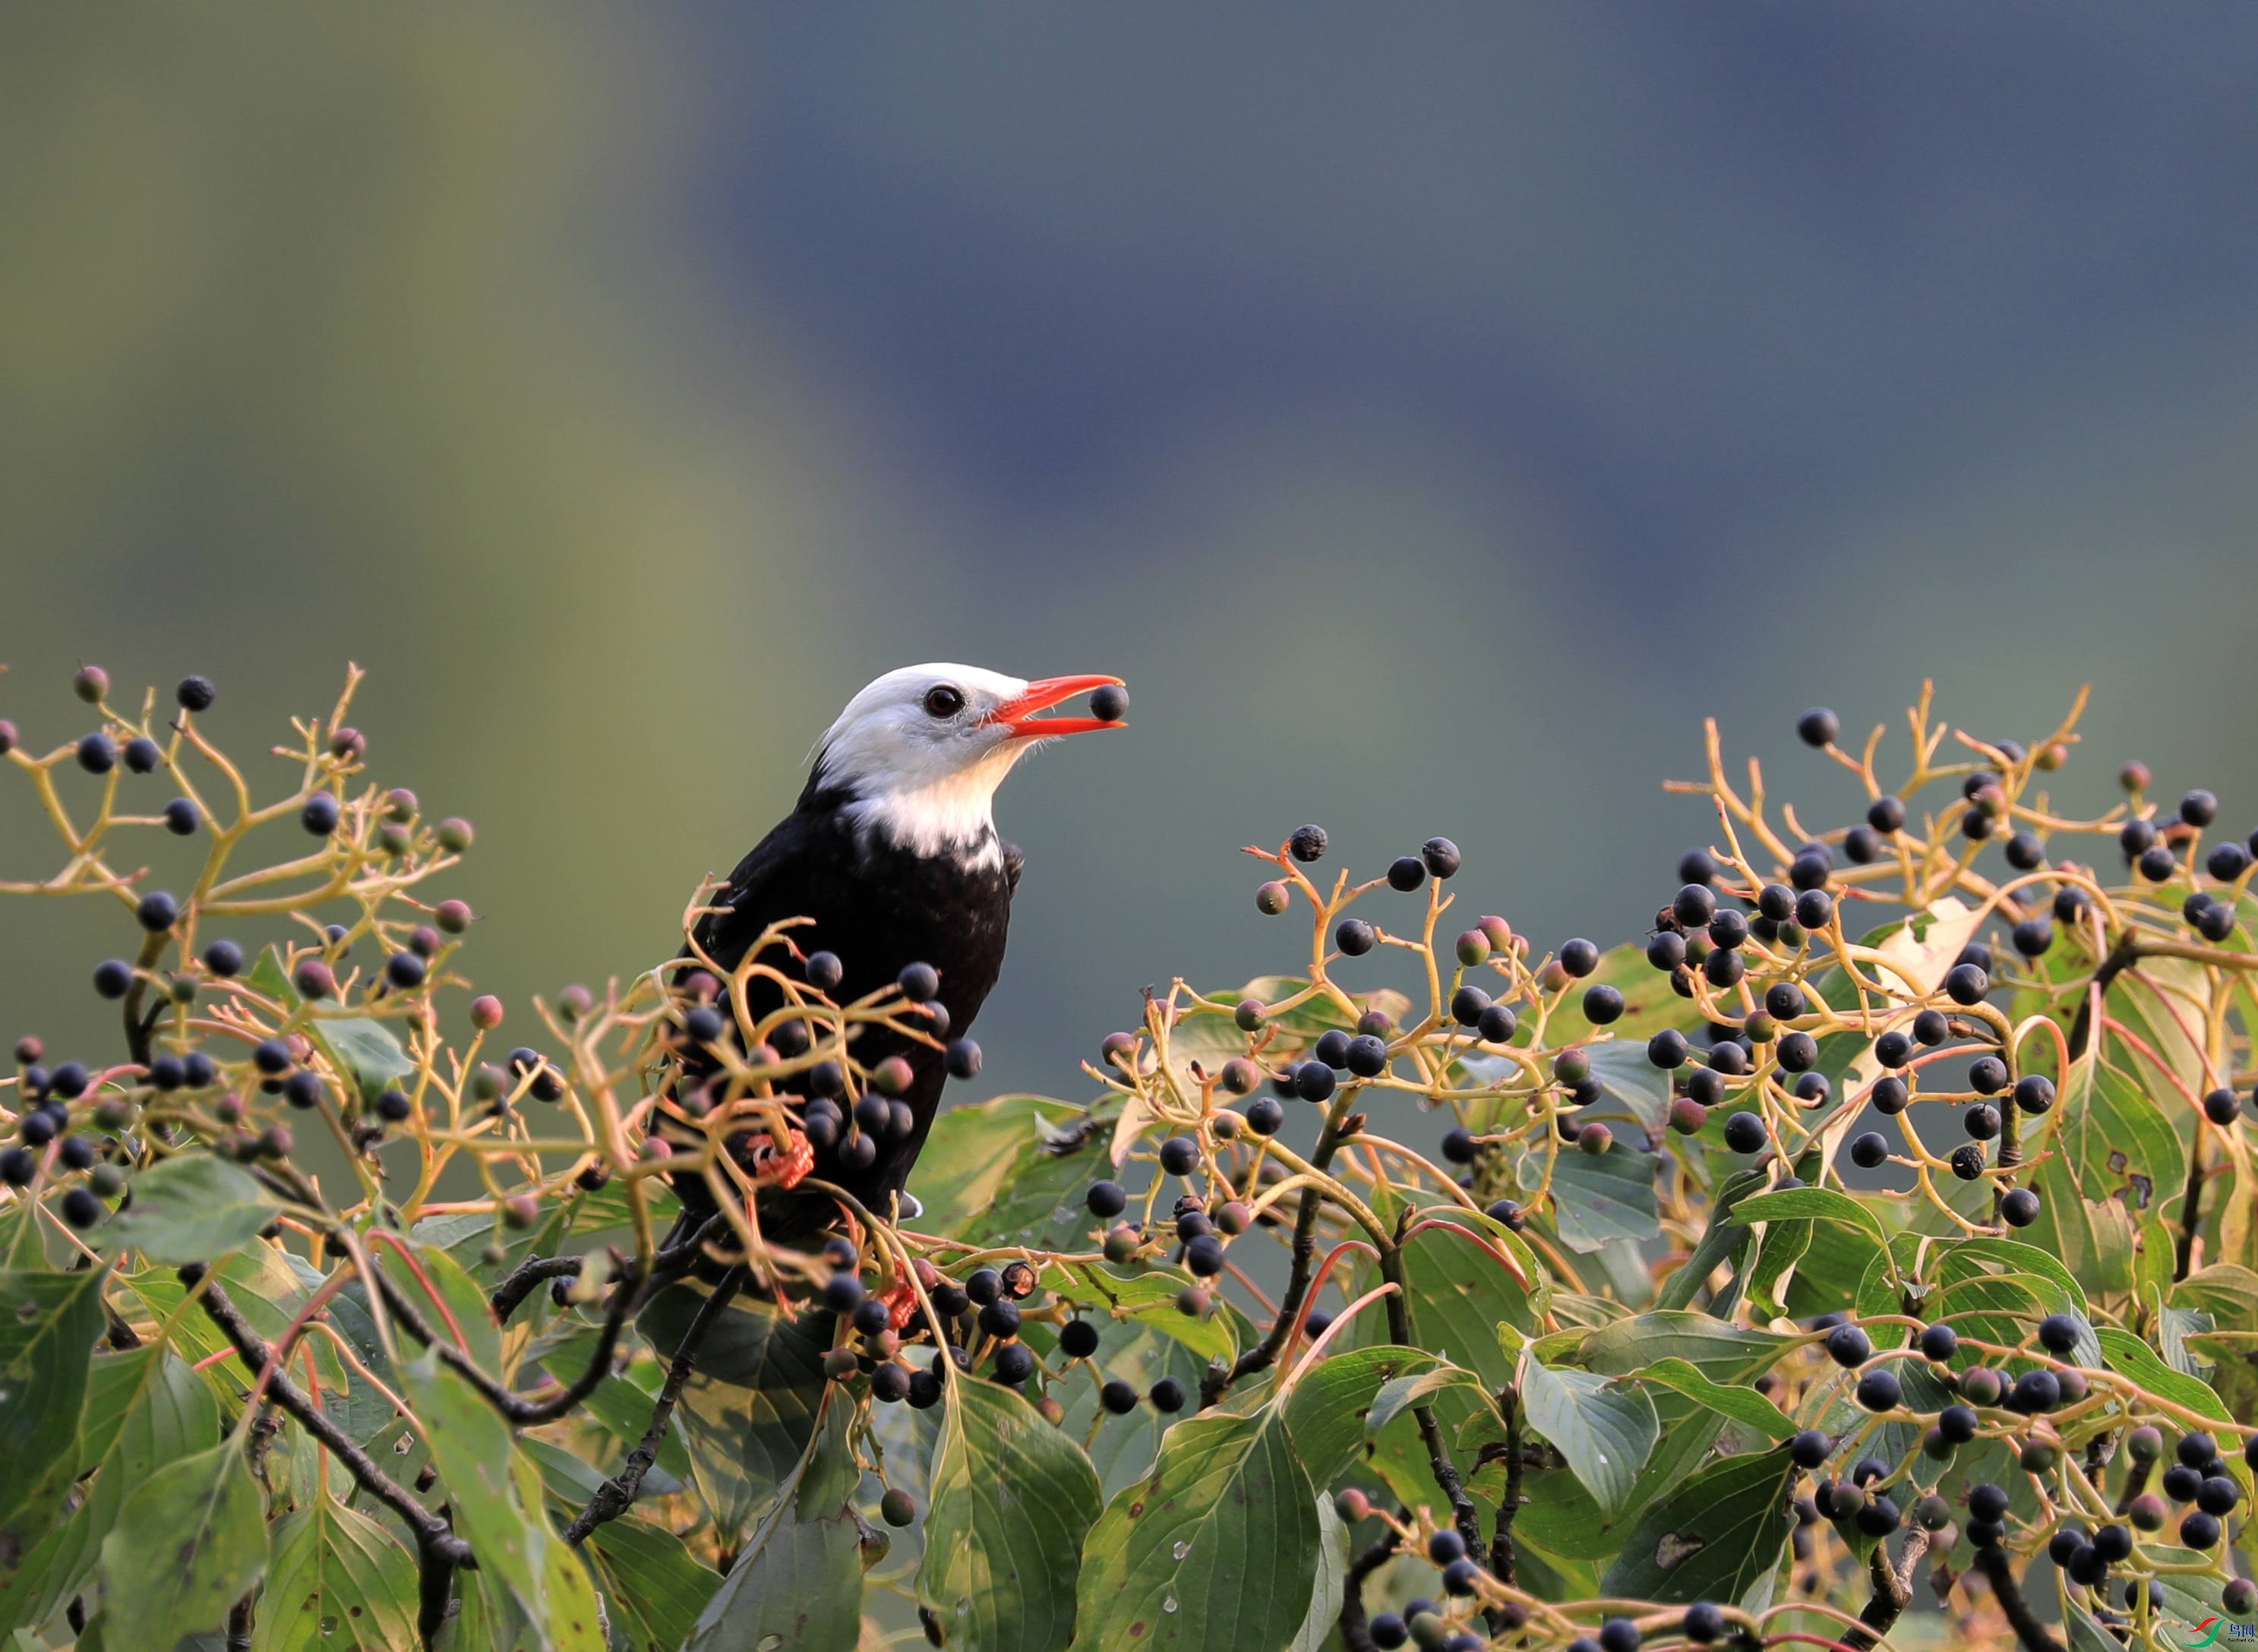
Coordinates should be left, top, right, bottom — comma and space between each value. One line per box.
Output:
488, 1255, 586, 1322
490, 1212, 728, 1323
370, 1255, 646, 1426
1487, 1388, 1524, 1590
1334, 1525, 1400, 1652
194, 1270, 467, 1561
2175, 1140, 2207, 1281
1845, 1527, 1927, 1650
193, 1268, 471, 1646
1973, 1545, 2065, 1652
1207, 1099, 1353, 1404
564, 1265, 745, 1545
2066, 934, 2140, 1061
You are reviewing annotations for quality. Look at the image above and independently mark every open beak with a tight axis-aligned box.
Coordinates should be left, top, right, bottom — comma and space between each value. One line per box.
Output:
988, 674, 1126, 739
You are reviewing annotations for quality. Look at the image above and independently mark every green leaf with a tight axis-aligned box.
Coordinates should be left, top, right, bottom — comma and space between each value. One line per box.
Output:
1074, 1406, 1316, 1652
96, 1438, 268, 1647
1394, 1221, 1541, 1390
1656, 1169, 1768, 1313
1172, 978, 1413, 1072
2095, 1326, 2235, 1426
1937, 1236, 2092, 1316
380, 1239, 504, 1376
524, 1434, 718, 1638
253, 1484, 418, 1652
1930, 1262, 2097, 1367
1546, 945, 1707, 1044
636, 1284, 830, 1540
1579, 1312, 1794, 1385
1631, 1357, 1795, 1442
1517, 1354, 1657, 1514
1278, 1346, 1436, 1487
924, 1377, 1101, 1652
126, 1246, 336, 1389
248, 944, 415, 1107
943, 1106, 1114, 1252
1599, 1447, 1795, 1606
1732, 1187, 1893, 1255
0, 1345, 219, 1637
1288, 1490, 1349, 1652
1512, 1395, 1732, 1559
1067, 1325, 1211, 1500
2064, 1602, 2121, 1652
2174, 1263, 2258, 1320
2143, 1542, 2234, 1634
2110, 956, 2212, 1104
2024, 1155, 2136, 1296
2049, 1056, 2185, 1223
108, 1155, 282, 1265
1365, 1365, 1496, 1443
914, 1094, 1091, 1237
1577, 1041, 1671, 1131
308, 1016, 416, 1104
397, 1354, 605, 1652
1516, 1138, 1660, 1253
1741, 1208, 1812, 1322
1778, 1219, 1885, 1326
681, 1398, 855, 1652
1039, 1259, 1237, 1366
582, 1508, 722, 1652
0, 1267, 109, 1544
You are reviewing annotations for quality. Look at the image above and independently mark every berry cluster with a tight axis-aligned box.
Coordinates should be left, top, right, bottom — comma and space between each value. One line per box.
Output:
8, 668, 2257, 1652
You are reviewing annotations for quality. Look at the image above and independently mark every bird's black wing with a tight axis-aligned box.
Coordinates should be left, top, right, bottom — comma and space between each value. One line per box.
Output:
690, 807, 835, 975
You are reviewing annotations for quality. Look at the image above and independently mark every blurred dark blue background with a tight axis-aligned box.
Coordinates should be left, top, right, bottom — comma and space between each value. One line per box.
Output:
5, 6, 2256, 1099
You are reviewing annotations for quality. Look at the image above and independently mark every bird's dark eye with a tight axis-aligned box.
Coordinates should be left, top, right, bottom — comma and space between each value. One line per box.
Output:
922, 685, 966, 719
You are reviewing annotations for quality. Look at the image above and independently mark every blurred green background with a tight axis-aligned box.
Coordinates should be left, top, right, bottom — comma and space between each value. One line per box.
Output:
5, 6, 2256, 1103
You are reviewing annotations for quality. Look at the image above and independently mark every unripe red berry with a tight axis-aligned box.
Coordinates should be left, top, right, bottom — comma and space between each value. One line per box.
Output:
469, 995, 505, 1030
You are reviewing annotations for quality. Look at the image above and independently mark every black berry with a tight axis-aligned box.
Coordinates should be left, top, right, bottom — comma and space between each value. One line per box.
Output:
1723, 1111, 1767, 1153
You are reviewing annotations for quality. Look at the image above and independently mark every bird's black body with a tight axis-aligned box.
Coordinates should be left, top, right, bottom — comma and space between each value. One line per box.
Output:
675, 773, 1020, 1244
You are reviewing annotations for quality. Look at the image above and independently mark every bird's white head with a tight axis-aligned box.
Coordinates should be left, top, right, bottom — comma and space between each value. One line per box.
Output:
809, 663, 1124, 865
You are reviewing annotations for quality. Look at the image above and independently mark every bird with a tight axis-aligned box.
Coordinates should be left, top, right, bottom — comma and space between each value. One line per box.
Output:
664, 663, 1125, 1249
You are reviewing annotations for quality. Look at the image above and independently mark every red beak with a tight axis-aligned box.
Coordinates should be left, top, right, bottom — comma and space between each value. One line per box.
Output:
988, 674, 1126, 738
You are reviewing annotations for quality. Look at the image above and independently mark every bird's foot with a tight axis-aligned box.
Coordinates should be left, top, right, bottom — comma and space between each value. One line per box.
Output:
877, 1280, 921, 1331
747, 1127, 814, 1190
